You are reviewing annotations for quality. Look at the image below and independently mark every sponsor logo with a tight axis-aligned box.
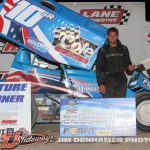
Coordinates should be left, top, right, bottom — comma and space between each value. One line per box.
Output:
52, 27, 98, 64
142, 78, 150, 88
80, 5, 131, 25
74, 83, 99, 92
25, 37, 48, 53
1, 120, 17, 125
63, 128, 95, 135
1, 131, 55, 149
106, 53, 123, 57
65, 100, 78, 114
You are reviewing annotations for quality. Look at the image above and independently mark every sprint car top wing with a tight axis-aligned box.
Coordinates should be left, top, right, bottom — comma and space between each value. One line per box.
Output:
0, 0, 107, 69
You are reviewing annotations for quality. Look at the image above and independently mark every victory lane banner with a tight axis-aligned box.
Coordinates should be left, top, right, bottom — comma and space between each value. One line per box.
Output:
60, 98, 136, 137
0, 82, 31, 137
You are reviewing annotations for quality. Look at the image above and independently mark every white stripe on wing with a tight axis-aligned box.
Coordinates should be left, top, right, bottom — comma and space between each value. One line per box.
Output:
2, 18, 11, 34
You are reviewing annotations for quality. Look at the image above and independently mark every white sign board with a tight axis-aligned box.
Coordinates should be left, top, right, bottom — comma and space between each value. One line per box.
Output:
0, 82, 31, 136
60, 98, 136, 137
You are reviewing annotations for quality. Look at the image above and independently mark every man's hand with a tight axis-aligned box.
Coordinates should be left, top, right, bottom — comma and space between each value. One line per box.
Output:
99, 85, 106, 94
128, 64, 135, 72
126, 64, 135, 75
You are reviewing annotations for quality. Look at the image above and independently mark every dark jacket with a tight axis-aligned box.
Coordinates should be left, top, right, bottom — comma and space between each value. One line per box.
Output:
96, 41, 132, 85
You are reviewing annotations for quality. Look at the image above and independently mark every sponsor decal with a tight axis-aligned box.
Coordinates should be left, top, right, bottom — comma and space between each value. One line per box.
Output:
63, 128, 95, 135
1, 131, 55, 149
0, 38, 18, 53
0, 128, 14, 143
106, 53, 123, 57
0, 120, 17, 125
80, 5, 131, 25
142, 78, 150, 88
74, 83, 99, 92
52, 27, 98, 64
25, 37, 48, 53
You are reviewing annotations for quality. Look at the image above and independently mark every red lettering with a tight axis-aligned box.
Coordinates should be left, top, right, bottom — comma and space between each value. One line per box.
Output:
1, 131, 21, 149
1, 120, 17, 124
80, 9, 125, 24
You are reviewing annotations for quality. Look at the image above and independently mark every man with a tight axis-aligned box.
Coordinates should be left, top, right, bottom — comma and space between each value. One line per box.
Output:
96, 27, 134, 98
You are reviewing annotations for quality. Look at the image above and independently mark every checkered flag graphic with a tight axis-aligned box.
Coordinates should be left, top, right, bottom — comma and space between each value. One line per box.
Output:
120, 10, 131, 25
104, 5, 123, 9
104, 5, 131, 25
52, 27, 80, 47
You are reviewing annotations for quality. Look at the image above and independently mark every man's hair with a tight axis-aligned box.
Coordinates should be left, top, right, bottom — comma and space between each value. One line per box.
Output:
107, 27, 119, 35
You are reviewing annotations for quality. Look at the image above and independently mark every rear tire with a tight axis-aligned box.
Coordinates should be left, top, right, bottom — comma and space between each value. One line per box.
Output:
31, 96, 38, 128
136, 92, 150, 131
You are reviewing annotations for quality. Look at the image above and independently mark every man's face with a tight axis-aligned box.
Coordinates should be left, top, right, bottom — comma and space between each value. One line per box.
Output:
107, 31, 118, 45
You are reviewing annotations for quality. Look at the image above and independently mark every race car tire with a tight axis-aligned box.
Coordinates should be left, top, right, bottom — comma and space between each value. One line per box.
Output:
136, 92, 150, 131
